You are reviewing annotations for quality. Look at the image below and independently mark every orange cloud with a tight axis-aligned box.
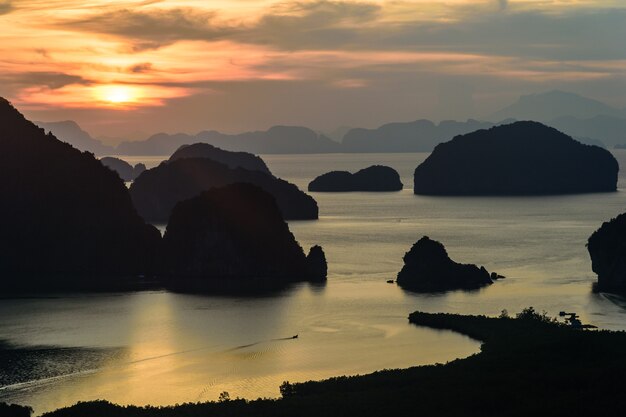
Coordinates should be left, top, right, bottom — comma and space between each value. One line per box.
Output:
0, 0, 624, 113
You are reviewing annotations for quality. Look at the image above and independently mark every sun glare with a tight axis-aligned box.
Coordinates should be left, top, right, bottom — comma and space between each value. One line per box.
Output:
106, 87, 131, 103
96, 85, 138, 106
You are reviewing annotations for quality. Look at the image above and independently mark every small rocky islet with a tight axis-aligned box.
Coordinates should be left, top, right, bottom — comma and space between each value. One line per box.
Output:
308, 165, 402, 192
396, 236, 500, 292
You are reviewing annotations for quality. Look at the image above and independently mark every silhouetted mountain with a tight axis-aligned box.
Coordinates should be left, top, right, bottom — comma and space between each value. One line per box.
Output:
130, 158, 318, 223
490, 90, 624, 122
396, 236, 493, 292
0, 98, 160, 290
118, 120, 496, 155
572, 136, 606, 148
162, 183, 326, 292
169, 143, 271, 174
308, 165, 402, 192
547, 115, 626, 148
35, 120, 114, 155
97, 130, 149, 143
587, 213, 626, 294
34, 103, 626, 158
100, 157, 146, 181
116, 126, 340, 155
341, 119, 495, 152
323, 126, 353, 142
413, 121, 618, 195
116, 132, 195, 155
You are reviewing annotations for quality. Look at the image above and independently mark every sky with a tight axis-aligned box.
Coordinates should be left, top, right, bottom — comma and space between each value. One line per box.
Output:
1, 0, 625, 139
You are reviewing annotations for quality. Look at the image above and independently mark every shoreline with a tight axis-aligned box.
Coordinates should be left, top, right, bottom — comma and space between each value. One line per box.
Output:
34, 309, 626, 417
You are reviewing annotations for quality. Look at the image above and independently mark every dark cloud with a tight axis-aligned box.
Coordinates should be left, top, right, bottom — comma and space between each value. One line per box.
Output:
52, 2, 626, 61
248, 1, 381, 49
0, 71, 91, 99
53, 1, 381, 50
247, 5, 626, 61
499, 0, 508, 11
238, 6, 626, 61
61, 7, 232, 49
34, 48, 50, 58
0, 1, 13, 15
0, 72, 91, 89
128, 62, 153, 73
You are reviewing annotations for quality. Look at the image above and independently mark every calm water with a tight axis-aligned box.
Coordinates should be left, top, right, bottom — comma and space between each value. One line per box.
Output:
3, 151, 626, 414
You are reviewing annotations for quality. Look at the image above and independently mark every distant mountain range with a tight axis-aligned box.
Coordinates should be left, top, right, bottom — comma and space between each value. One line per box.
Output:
488, 90, 625, 122
341, 119, 504, 152
116, 126, 340, 156
35, 119, 512, 155
548, 115, 626, 148
36, 90, 626, 155
34, 120, 114, 155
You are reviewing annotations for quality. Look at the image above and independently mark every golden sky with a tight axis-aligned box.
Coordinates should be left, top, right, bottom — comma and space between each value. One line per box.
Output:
1, 0, 625, 137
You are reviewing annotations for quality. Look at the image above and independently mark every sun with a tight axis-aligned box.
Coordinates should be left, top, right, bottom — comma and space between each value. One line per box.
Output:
88, 84, 187, 108
105, 87, 131, 103
96, 85, 138, 106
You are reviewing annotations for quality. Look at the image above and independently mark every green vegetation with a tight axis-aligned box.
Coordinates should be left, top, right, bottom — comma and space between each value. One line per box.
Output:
40, 309, 626, 417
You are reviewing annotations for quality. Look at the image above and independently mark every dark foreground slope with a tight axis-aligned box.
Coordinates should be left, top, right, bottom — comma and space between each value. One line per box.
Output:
308, 165, 402, 192
169, 143, 271, 174
35, 120, 113, 155
41, 309, 626, 417
130, 158, 318, 222
0, 98, 160, 290
414, 121, 618, 195
0, 403, 32, 417
162, 183, 326, 292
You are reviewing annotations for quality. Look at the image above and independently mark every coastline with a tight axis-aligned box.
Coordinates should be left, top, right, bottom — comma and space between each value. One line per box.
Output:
37, 309, 626, 417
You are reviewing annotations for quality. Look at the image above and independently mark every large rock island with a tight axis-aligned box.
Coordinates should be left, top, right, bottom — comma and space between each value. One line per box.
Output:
130, 158, 318, 222
169, 143, 271, 174
396, 236, 494, 292
162, 183, 326, 292
308, 165, 402, 192
413, 121, 618, 195
0, 98, 160, 290
587, 213, 626, 293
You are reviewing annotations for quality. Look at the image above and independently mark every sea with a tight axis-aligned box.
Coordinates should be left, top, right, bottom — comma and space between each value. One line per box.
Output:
2, 151, 626, 414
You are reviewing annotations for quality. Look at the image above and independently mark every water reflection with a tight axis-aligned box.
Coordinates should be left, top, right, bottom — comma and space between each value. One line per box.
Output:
0, 284, 478, 415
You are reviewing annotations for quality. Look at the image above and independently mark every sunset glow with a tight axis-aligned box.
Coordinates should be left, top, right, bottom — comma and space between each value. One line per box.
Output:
0, 0, 624, 136
3, 1, 626, 415
98, 86, 136, 105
